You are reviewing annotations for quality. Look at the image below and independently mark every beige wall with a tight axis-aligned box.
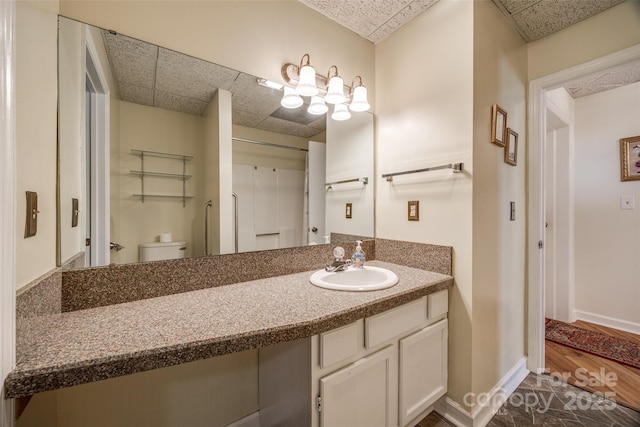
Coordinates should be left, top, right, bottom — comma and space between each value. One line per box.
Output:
471, 0, 527, 399
375, 0, 474, 407
528, 1, 640, 80
573, 81, 640, 327
15, 0, 59, 288
118, 101, 205, 263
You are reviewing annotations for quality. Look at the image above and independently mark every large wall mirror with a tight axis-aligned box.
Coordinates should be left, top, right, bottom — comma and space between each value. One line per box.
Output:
58, 16, 374, 269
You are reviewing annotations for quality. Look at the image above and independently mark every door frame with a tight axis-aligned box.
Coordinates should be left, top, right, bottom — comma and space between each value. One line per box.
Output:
527, 43, 640, 374
84, 26, 110, 266
1, 0, 16, 424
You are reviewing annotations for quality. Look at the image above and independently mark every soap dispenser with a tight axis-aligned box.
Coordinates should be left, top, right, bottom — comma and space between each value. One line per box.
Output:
351, 240, 366, 269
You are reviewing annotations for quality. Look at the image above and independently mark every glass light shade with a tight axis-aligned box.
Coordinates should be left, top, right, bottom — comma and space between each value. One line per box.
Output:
308, 96, 328, 115
281, 86, 303, 109
331, 103, 351, 121
324, 76, 346, 104
296, 65, 319, 96
349, 85, 370, 112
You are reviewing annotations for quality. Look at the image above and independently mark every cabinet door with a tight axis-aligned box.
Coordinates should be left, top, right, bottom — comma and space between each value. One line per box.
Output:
320, 345, 397, 427
399, 319, 448, 427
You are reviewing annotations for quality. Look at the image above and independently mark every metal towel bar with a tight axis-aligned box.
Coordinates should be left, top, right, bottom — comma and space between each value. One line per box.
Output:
325, 177, 368, 189
382, 163, 463, 182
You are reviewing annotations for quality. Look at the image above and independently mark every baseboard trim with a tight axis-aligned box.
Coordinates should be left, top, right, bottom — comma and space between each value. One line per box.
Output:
225, 411, 259, 427
435, 357, 529, 427
574, 310, 640, 335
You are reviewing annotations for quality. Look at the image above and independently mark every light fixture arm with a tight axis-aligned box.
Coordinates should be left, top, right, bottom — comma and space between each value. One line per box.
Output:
326, 65, 340, 83
299, 53, 311, 69
351, 76, 364, 92
282, 58, 354, 99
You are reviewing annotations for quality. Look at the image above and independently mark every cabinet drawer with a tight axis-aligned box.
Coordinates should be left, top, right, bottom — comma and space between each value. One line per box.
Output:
428, 290, 448, 318
320, 321, 360, 368
365, 297, 427, 349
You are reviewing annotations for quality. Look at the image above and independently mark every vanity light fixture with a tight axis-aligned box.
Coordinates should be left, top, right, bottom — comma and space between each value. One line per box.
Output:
331, 103, 351, 121
280, 54, 370, 120
308, 96, 329, 115
324, 65, 346, 105
295, 53, 319, 96
281, 86, 304, 109
349, 76, 370, 112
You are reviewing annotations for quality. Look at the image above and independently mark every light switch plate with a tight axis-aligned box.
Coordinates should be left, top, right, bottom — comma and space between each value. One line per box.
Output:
25, 191, 38, 238
408, 201, 419, 221
72, 198, 79, 227
510, 201, 516, 221
620, 195, 635, 210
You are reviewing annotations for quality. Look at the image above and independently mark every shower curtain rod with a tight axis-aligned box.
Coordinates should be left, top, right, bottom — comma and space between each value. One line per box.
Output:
232, 137, 309, 152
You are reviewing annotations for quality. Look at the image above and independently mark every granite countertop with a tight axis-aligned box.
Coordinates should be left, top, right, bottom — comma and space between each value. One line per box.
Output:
5, 261, 452, 398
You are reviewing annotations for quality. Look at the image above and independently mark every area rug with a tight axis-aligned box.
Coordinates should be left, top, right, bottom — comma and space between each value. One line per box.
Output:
545, 319, 640, 370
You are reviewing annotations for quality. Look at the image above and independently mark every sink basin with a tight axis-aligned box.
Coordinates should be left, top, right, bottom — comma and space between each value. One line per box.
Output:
310, 266, 399, 291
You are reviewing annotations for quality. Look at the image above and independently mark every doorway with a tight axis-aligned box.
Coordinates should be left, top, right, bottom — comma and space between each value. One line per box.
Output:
84, 36, 110, 267
527, 44, 640, 374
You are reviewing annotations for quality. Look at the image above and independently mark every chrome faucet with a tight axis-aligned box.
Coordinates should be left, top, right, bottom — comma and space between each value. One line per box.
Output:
325, 246, 352, 272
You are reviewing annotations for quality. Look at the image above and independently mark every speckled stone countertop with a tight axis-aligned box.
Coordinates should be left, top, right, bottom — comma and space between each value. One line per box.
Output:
6, 261, 452, 399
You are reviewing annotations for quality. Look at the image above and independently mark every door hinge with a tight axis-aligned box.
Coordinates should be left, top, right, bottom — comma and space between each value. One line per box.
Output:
316, 395, 322, 412
538, 240, 543, 249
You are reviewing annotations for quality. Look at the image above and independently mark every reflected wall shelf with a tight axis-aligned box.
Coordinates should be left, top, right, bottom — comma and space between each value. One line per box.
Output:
130, 149, 193, 207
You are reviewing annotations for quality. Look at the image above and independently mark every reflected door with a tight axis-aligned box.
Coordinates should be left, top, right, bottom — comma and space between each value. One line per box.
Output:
308, 141, 326, 244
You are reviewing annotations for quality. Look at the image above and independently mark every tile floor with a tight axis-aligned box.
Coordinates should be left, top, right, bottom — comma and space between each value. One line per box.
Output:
417, 374, 640, 426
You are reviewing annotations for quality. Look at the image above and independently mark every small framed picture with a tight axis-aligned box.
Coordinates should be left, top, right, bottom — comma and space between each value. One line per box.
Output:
491, 104, 508, 147
345, 203, 352, 218
504, 128, 518, 166
408, 201, 419, 221
620, 135, 640, 182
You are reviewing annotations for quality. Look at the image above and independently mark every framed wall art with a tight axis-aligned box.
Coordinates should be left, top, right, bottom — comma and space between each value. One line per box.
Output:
491, 104, 507, 147
505, 128, 518, 166
620, 135, 640, 181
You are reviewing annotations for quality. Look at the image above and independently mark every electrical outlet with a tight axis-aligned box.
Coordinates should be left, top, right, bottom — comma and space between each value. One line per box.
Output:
620, 196, 635, 210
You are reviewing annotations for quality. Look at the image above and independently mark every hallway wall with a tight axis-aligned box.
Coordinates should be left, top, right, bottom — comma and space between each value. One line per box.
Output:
573, 81, 640, 332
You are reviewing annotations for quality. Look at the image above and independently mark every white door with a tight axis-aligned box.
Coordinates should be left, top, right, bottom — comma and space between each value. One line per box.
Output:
399, 320, 448, 427
308, 141, 326, 244
319, 345, 397, 427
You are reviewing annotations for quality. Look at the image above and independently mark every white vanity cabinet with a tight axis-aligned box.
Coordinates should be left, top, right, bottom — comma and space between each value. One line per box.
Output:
258, 289, 449, 427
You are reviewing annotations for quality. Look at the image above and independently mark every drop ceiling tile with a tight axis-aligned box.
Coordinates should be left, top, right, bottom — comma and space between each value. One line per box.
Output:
571, 84, 624, 98
368, 0, 438, 43
308, 115, 327, 131
154, 90, 208, 115
230, 73, 283, 117
232, 110, 264, 128
117, 83, 154, 107
103, 32, 158, 88
103, 31, 158, 59
563, 61, 640, 98
511, 0, 624, 41
257, 117, 325, 139
496, 0, 541, 15
299, 0, 413, 40
156, 48, 239, 101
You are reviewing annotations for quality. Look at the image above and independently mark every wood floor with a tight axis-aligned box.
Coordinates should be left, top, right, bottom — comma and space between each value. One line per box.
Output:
545, 320, 640, 412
